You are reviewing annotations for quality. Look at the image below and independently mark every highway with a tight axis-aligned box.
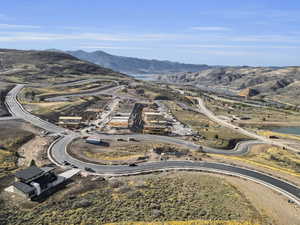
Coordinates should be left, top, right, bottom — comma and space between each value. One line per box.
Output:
5, 83, 300, 206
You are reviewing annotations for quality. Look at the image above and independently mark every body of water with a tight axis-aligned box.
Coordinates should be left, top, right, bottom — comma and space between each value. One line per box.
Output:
270, 126, 300, 135
130, 74, 157, 81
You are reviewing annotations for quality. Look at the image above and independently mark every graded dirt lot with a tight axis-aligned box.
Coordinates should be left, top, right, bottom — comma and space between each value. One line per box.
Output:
69, 139, 191, 164
0, 83, 12, 117
0, 120, 41, 192
0, 172, 272, 225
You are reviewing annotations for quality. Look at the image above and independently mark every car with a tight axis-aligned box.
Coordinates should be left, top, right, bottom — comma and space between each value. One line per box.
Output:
63, 161, 70, 166
128, 137, 137, 142
117, 138, 126, 142
128, 163, 138, 167
71, 164, 78, 168
85, 167, 95, 172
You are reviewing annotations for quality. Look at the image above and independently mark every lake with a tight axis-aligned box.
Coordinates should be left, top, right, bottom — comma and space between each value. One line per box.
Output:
270, 126, 300, 136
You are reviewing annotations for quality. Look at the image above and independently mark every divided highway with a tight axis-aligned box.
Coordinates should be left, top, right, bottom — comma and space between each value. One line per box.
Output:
5, 83, 300, 206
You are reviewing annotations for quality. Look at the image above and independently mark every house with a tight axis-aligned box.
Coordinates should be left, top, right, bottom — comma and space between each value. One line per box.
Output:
6, 166, 79, 199
58, 116, 83, 128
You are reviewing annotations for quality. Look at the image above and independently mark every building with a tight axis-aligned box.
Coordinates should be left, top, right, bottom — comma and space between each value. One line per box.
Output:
142, 107, 170, 135
5, 166, 79, 199
108, 114, 130, 129
143, 124, 169, 134
58, 116, 83, 128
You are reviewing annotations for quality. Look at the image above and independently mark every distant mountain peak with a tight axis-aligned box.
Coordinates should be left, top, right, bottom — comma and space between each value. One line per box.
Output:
67, 49, 212, 75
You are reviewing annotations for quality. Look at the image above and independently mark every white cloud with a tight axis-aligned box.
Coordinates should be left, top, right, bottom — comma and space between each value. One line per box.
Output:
0, 31, 192, 42
191, 26, 231, 31
176, 44, 300, 49
0, 24, 41, 29
79, 45, 149, 50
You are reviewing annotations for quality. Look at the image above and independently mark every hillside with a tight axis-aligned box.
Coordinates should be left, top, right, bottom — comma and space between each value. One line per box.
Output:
157, 66, 300, 105
67, 50, 211, 75
0, 49, 127, 83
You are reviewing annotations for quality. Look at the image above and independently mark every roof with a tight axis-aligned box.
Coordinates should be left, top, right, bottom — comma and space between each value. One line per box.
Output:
15, 166, 44, 181
13, 182, 35, 194
58, 169, 80, 179
59, 116, 82, 120
40, 167, 55, 173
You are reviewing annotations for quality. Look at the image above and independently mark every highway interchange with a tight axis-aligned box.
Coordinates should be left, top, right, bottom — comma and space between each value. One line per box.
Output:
3, 81, 300, 206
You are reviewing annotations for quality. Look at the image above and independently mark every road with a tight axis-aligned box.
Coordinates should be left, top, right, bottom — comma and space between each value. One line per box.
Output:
5, 83, 300, 205
49, 134, 300, 205
45, 85, 123, 101
0, 116, 19, 121
196, 97, 300, 153
5, 84, 67, 134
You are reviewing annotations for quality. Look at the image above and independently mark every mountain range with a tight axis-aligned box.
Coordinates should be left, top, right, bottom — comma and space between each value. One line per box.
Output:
67, 50, 212, 75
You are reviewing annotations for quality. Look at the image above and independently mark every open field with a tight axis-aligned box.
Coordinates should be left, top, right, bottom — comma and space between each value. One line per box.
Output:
69, 139, 190, 164
201, 95, 300, 128
0, 172, 269, 225
106, 221, 259, 225
215, 144, 300, 175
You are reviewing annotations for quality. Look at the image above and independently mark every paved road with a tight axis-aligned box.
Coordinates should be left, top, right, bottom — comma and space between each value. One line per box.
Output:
5, 83, 300, 205
49, 134, 300, 205
5, 84, 67, 133
45, 85, 123, 101
94, 133, 263, 155
0, 116, 19, 121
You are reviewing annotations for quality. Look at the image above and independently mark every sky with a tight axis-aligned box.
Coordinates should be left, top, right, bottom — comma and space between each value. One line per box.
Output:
1, 0, 300, 66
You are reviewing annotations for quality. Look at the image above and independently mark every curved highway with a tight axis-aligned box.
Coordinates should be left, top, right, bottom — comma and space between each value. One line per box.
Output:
5, 83, 300, 206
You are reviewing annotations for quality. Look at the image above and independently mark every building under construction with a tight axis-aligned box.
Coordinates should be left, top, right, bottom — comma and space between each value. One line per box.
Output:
142, 106, 170, 135
107, 113, 131, 129
58, 116, 83, 129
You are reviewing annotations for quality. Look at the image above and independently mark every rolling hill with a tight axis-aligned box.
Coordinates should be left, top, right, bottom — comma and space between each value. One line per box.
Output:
0, 49, 127, 83
157, 66, 300, 106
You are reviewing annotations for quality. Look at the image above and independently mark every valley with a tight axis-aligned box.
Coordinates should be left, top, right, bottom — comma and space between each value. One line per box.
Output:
0, 49, 299, 225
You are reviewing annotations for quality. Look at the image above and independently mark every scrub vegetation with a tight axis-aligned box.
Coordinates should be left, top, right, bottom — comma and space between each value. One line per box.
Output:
0, 173, 268, 225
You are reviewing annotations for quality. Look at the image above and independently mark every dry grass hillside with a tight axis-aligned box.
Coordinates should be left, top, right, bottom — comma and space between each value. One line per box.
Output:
158, 67, 300, 105
0, 49, 127, 84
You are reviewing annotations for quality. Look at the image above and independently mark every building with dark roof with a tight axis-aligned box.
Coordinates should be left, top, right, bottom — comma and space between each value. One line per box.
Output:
10, 166, 66, 199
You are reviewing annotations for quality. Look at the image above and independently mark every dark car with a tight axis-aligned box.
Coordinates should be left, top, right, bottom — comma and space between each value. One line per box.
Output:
128, 163, 138, 167
71, 164, 78, 168
117, 138, 126, 142
85, 167, 95, 172
63, 161, 70, 166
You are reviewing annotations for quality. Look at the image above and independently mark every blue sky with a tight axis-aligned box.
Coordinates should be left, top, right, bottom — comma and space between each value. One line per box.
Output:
1, 0, 300, 66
